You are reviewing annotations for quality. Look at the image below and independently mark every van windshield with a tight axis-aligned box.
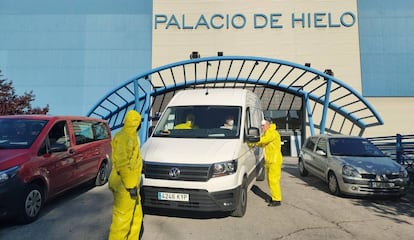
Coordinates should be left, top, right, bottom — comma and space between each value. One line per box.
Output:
152, 106, 241, 139
0, 119, 48, 149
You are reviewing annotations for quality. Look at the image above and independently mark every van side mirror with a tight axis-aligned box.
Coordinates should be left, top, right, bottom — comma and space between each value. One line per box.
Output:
50, 143, 68, 153
246, 127, 260, 143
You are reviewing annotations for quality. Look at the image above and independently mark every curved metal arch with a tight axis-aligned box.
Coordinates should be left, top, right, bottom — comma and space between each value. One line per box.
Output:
87, 56, 383, 142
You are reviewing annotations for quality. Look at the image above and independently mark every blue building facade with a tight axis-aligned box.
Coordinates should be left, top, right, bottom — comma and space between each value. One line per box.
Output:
0, 0, 413, 137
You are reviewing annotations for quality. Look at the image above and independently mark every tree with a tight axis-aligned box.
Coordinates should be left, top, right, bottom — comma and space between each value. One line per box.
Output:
0, 70, 49, 115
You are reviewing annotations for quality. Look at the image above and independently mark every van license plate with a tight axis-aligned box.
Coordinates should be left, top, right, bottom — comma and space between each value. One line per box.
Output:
158, 192, 189, 202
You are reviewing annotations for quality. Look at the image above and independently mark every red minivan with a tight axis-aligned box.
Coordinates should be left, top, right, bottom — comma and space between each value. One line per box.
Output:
0, 115, 112, 223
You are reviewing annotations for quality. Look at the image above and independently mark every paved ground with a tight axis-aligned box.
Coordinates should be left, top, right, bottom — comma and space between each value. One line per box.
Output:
1, 157, 413, 240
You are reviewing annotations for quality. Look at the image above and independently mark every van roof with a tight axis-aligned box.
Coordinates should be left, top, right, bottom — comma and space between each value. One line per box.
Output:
168, 88, 253, 106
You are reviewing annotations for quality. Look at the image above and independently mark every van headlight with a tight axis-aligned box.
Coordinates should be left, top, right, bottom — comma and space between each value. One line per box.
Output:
0, 166, 20, 183
212, 160, 237, 177
342, 165, 361, 178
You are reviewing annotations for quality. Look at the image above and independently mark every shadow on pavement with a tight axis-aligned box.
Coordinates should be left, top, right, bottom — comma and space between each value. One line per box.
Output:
0, 181, 96, 227
251, 185, 271, 202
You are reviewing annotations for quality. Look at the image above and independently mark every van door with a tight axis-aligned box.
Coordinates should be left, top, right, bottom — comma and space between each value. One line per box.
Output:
243, 107, 258, 180
37, 120, 76, 194
70, 120, 102, 183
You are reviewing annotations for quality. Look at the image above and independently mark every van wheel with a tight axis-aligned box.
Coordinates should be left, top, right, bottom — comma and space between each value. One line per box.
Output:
19, 183, 43, 224
231, 177, 247, 217
95, 161, 109, 186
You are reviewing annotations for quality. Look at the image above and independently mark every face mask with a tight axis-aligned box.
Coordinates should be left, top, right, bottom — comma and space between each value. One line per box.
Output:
227, 120, 234, 126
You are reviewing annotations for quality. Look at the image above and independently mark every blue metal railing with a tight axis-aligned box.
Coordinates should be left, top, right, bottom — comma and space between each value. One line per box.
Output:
368, 134, 414, 182
368, 134, 414, 163
88, 56, 384, 142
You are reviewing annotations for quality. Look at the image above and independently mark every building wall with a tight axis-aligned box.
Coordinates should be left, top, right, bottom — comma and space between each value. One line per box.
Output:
357, 0, 414, 136
153, 0, 361, 91
152, 0, 413, 137
0, 0, 152, 115
0, 0, 412, 137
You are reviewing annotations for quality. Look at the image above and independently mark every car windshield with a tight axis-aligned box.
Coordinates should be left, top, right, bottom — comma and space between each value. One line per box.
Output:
329, 138, 385, 157
0, 119, 48, 149
152, 106, 241, 139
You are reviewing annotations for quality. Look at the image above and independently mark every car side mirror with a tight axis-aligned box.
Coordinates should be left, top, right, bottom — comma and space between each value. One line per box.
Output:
316, 149, 327, 156
246, 127, 260, 143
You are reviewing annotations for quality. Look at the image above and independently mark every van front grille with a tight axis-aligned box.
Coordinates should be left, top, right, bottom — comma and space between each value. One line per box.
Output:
144, 162, 212, 181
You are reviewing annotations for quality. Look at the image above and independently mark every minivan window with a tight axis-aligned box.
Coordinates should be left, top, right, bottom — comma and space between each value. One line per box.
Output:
94, 122, 111, 140
49, 120, 71, 147
38, 120, 70, 155
72, 120, 110, 144
153, 106, 241, 139
0, 119, 47, 149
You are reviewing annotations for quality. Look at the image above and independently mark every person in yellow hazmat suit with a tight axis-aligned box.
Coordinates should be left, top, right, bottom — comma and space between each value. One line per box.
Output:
255, 120, 283, 207
108, 110, 144, 240
174, 113, 197, 129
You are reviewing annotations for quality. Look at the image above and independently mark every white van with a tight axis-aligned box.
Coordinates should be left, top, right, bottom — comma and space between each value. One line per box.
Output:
141, 88, 264, 217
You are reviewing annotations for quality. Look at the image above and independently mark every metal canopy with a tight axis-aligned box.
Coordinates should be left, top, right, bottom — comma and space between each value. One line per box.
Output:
87, 56, 383, 142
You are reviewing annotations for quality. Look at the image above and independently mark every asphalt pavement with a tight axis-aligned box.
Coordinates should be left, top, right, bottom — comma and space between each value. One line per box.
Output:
1, 157, 413, 240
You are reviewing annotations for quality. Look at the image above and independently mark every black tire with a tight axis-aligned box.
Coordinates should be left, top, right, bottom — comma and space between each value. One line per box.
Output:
328, 172, 341, 196
257, 162, 265, 181
298, 158, 308, 177
19, 183, 43, 224
95, 160, 109, 186
231, 177, 247, 217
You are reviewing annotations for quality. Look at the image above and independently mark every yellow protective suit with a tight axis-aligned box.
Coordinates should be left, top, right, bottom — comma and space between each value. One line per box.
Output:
174, 113, 198, 129
108, 110, 143, 240
174, 120, 192, 129
256, 123, 283, 201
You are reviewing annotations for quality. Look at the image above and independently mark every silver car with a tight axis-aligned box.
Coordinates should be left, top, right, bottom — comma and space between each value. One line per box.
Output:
298, 134, 409, 197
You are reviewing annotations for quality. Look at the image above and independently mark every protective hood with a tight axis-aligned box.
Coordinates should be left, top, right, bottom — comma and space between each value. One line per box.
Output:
122, 110, 142, 135
270, 123, 277, 130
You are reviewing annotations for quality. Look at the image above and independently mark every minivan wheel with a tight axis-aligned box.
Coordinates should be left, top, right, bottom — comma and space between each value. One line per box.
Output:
95, 161, 109, 186
298, 159, 308, 177
19, 184, 43, 224
328, 172, 340, 196
231, 177, 247, 217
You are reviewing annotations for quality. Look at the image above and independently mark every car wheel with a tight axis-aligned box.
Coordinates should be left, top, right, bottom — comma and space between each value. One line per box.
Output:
298, 158, 308, 177
328, 172, 340, 196
231, 177, 247, 217
95, 160, 109, 186
19, 183, 43, 224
